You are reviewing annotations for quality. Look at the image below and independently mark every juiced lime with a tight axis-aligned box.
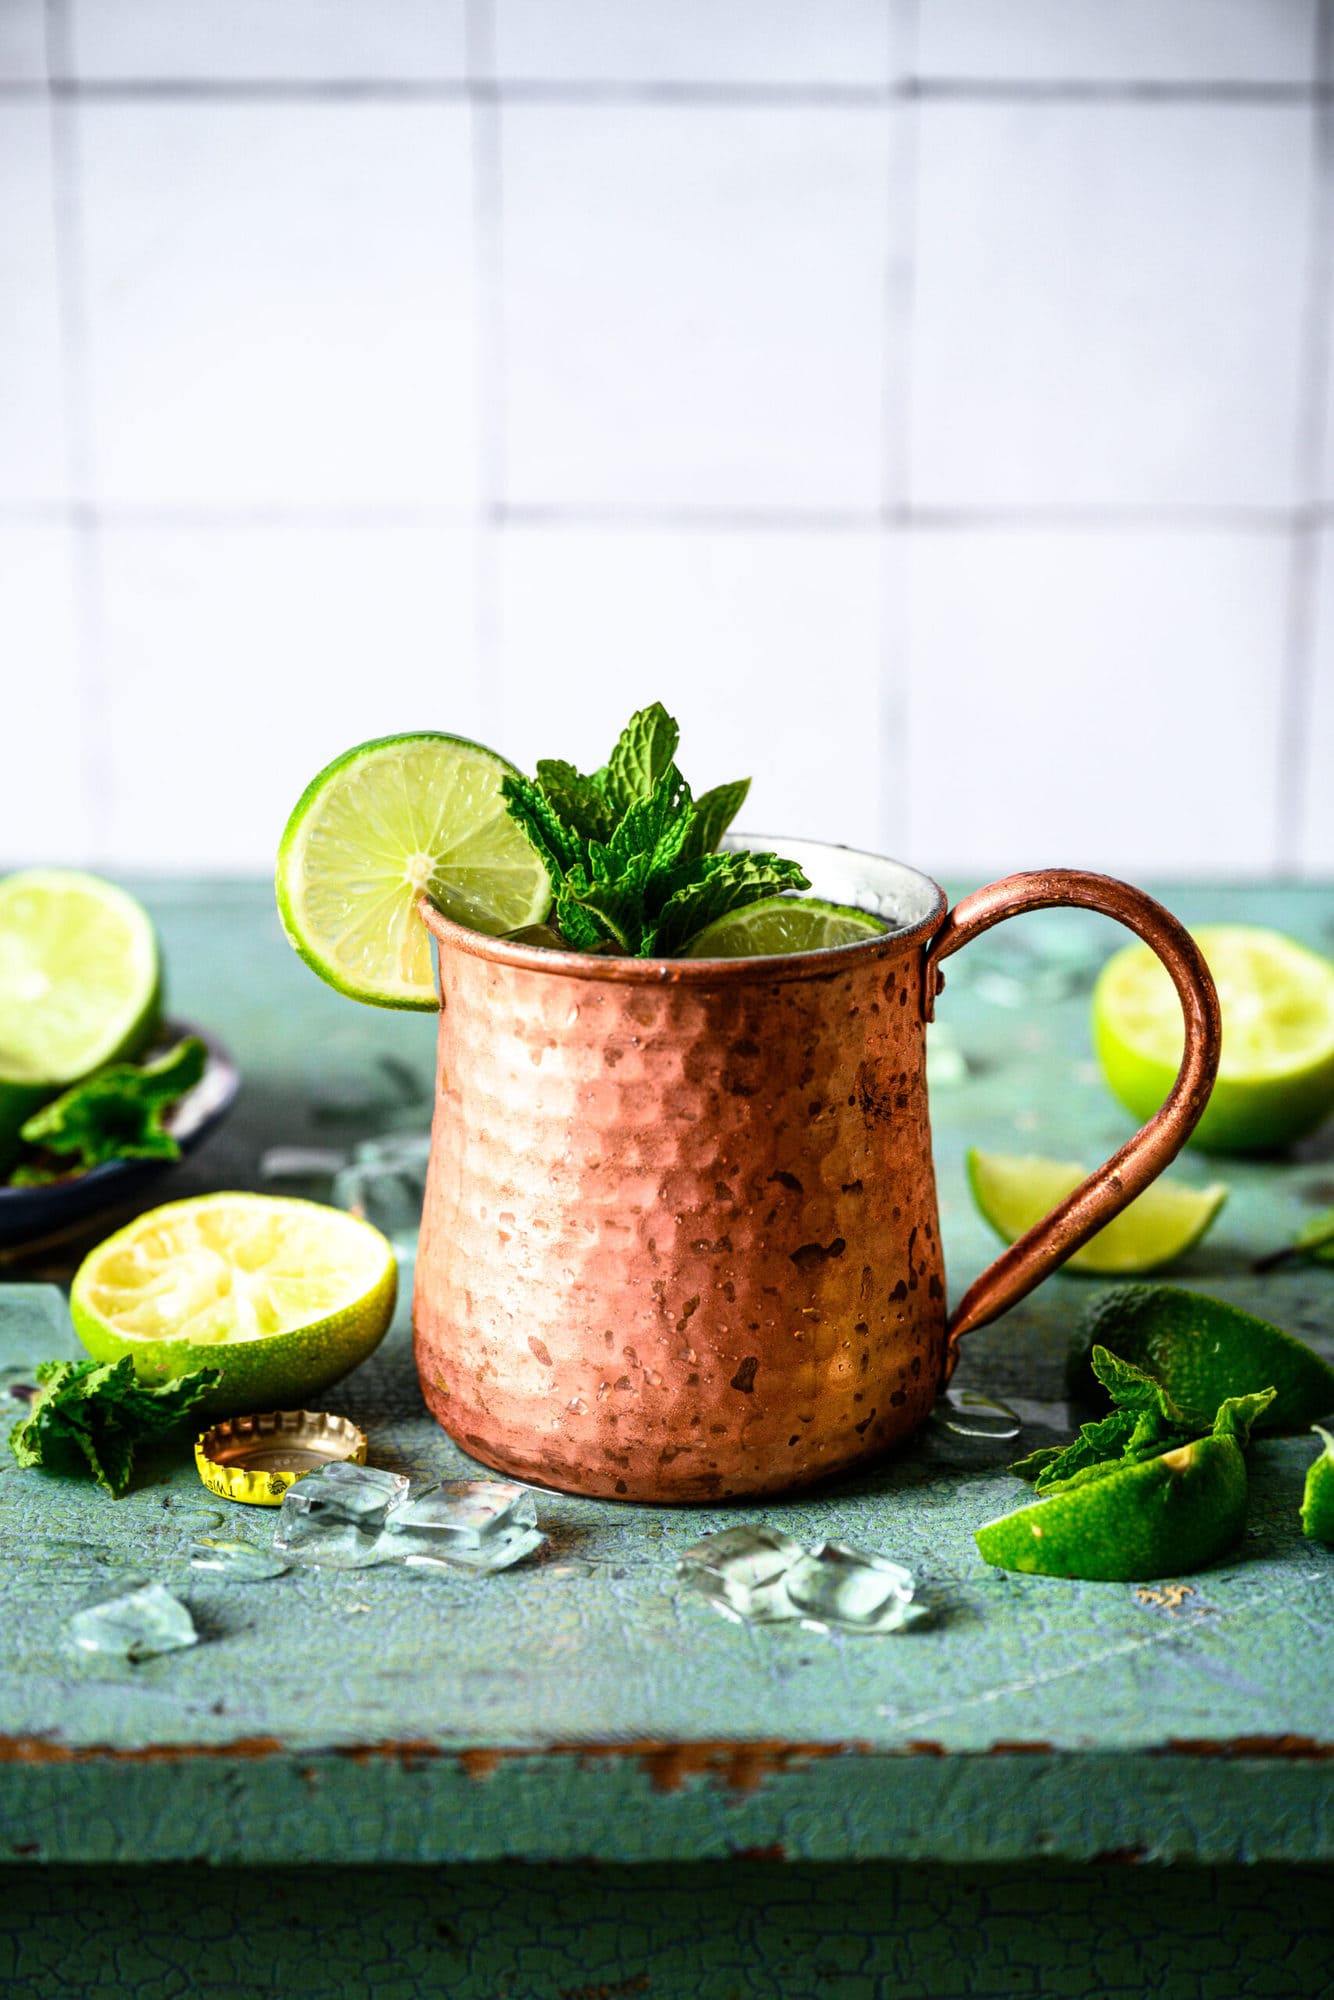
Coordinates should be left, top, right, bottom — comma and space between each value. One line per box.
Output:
0, 870, 160, 1170
684, 895, 886, 958
71, 1192, 397, 1422
1301, 1427, 1334, 1544
1067, 1284, 1334, 1431
966, 1149, 1226, 1275
276, 733, 551, 1010
1094, 925, 1334, 1153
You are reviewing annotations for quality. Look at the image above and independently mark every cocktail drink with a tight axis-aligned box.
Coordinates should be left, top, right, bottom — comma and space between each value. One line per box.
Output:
276, 706, 1221, 1500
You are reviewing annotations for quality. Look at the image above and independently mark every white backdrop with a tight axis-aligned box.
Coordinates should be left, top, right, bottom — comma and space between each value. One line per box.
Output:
1, 0, 1331, 879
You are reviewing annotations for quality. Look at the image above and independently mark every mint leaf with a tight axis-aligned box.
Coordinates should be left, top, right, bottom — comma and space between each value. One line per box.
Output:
596, 702, 681, 814
9, 1355, 221, 1498
1212, 1387, 1276, 1446
12, 1037, 207, 1185
535, 760, 616, 846
688, 777, 750, 858
500, 774, 583, 890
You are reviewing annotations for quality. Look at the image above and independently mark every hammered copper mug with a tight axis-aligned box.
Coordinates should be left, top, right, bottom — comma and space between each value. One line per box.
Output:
414, 840, 1221, 1502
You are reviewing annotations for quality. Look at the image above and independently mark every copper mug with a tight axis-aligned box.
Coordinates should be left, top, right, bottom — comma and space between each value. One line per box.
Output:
414, 842, 1221, 1502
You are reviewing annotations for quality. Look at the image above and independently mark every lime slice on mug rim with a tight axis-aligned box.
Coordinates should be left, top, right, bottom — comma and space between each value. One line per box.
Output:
275, 733, 552, 1010
684, 895, 888, 959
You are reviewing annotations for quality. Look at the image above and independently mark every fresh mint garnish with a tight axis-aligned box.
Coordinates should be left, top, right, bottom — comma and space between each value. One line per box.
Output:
10, 1036, 207, 1186
501, 703, 809, 956
1010, 1345, 1274, 1495
8, 1355, 222, 1498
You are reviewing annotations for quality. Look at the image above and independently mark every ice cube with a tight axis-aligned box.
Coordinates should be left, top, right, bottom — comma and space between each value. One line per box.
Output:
333, 1156, 427, 1255
189, 1537, 290, 1582
272, 1460, 410, 1569
783, 1540, 918, 1635
932, 1386, 1022, 1441
675, 1524, 803, 1625
69, 1577, 198, 1661
381, 1480, 545, 1572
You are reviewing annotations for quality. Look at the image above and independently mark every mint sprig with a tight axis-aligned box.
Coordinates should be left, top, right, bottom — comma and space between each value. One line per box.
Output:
11, 1036, 207, 1186
501, 703, 809, 957
1011, 1345, 1274, 1496
9, 1355, 222, 1498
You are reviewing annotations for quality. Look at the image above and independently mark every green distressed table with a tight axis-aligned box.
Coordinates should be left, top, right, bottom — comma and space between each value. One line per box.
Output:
1, 879, 1332, 1999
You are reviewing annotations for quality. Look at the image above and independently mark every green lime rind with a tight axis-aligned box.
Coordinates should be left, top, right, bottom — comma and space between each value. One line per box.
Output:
965, 1149, 1227, 1276
975, 1432, 1249, 1582
1066, 1284, 1334, 1433
683, 894, 887, 959
1301, 1426, 1334, 1544
70, 1193, 398, 1426
1094, 925, 1334, 1155
275, 732, 552, 1012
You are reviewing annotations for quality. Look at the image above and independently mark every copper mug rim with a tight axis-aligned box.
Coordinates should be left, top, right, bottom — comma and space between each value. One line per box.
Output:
417, 833, 949, 985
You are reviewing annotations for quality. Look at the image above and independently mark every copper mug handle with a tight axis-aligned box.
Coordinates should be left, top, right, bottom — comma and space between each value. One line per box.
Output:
924, 869, 1222, 1368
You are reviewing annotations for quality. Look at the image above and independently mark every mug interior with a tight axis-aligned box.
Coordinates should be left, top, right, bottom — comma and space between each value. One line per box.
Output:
726, 833, 945, 937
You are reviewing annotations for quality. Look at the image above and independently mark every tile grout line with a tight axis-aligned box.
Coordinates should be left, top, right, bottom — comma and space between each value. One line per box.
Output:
466, 0, 505, 740
3, 79, 1333, 107
878, 0, 920, 859
1275, 0, 1334, 872
43, 0, 108, 864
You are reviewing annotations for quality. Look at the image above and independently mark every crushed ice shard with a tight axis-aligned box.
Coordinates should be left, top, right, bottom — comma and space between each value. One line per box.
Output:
69, 1576, 198, 1661
382, 1479, 545, 1572
783, 1540, 920, 1635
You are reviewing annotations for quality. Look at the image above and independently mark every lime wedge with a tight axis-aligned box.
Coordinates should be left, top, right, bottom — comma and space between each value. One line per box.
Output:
1068, 1284, 1334, 1431
0, 869, 160, 1169
1301, 1427, 1334, 1544
1094, 924, 1334, 1153
975, 1432, 1248, 1581
683, 895, 887, 958
71, 1192, 397, 1421
275, 733, 552, 1010
966, 1149, 1226, 1276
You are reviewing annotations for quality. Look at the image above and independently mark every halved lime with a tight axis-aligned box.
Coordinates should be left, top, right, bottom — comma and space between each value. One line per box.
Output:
275, 733, 552, 1010
683, 895, 887, 958
1301, 1427, 1334, 1544
1094, 925, 1334, 1153
1068, 1284, 1334, 1431
0, 870, 160, 1169
975, 1431, 1248, 1581
966, 1149, 1226, 1275
71, 1192, 397, 1422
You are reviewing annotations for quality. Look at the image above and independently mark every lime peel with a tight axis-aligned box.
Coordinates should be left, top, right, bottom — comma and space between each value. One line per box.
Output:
684, 895, 887, 959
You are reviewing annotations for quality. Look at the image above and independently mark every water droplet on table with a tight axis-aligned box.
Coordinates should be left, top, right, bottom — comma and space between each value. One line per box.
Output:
932, 1387, 1022, 1441
189, 1537, 290, 1582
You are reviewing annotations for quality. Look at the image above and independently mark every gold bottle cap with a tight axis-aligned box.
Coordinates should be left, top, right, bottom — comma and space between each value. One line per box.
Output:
194, 1409, 368, 1507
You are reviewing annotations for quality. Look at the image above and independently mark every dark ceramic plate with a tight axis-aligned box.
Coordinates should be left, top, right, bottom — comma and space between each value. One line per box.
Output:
0, 1020, 239, 1255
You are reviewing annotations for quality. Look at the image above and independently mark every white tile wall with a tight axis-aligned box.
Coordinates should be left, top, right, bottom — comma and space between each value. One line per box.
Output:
916, 1, 1319, 86
910, 101, 1314, 511
501, 104, 893, 513
497, 525, 887, 852
0, 525, 88, 863
905, 528, 1290, 878
0, 108, 70, 504
67, 1, 468, 82
0, 0, 1330, 881
79, 103, 478, 508
492, 0, 897, 87
91, 524, 481, 871
1300, 532, 1334, 872
0, 0, 47, 82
